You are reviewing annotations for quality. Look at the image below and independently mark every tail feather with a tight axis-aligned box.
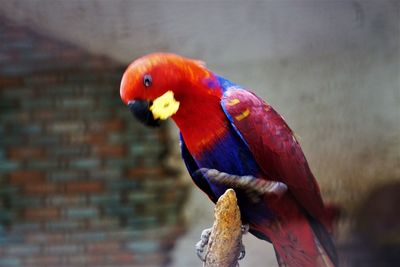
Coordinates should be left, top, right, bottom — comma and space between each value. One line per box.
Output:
324, 203, 341, 233
253, 212, 338, 267
308, 214, 339, 266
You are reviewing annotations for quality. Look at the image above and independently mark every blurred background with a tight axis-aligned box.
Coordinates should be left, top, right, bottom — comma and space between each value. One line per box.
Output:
0, 0, 399, 266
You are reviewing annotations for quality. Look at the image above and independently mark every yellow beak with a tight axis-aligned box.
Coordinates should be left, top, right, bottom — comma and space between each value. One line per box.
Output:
150, 91, 180, 120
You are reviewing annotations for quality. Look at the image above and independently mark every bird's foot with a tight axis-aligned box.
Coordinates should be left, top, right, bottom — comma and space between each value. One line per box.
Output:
237, 224, 249, 261
195, 227, 212, 262
196, 168, 287, 202
195, 225, 249, 263
238, 242, 246, 260
241, 224, 249, 235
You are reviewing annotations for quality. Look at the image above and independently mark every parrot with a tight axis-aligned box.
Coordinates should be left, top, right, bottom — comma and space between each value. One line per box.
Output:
120, 53, 338, 267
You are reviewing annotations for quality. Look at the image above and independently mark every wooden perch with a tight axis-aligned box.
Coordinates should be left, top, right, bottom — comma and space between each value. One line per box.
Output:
204, 189, 242, 267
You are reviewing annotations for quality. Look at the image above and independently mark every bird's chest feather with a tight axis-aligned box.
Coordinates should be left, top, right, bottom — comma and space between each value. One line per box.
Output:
193, 128, 261, 198
196, 128, 260, 176
192, 129, 274, 222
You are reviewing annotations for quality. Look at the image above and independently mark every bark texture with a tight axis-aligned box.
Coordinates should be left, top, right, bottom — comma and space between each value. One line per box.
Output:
204, 189, 242, 267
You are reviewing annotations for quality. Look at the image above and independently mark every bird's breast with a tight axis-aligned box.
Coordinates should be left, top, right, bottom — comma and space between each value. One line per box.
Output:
193, 128, 261, 194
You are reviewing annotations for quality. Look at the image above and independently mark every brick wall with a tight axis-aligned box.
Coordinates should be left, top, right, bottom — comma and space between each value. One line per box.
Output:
0, 17, 188, 267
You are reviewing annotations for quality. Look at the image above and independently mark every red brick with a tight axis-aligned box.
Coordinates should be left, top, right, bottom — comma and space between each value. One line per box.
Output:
32, 109, 54, 120
106, 252, 135, 263
8, 147, 44, 159
88, 120, 124, 132
24, 207, 59, 220
26, 232, 65, 243
127, 167, 164, 178
24, 182, 59, 194
87, 241, 120, 253
106, 120, 125, 131
69, 132, 107, 145
89, 218, 119, 229
87, 133, 108, 144
46, 195, 86, 206
92, 144, 125, 157
77, 254, 105, 265
0, 76, 23, 87
48, 121, 84, 133
26, 73, 64, 84
9, 170, 45, 184
43, 243, 83, 254
66, 181, 103, 193
24, 256, 61, 266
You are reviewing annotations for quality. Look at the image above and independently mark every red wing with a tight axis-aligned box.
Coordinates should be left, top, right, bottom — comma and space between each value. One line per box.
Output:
221, 89, 327, 223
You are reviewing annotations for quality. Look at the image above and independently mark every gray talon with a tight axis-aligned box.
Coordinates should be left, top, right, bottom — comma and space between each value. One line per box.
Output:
241, 224, 249, 235
196, 244, 205, 262
238, 242, 246, 260
237, 225, 248, 261
195, 227, 212, 262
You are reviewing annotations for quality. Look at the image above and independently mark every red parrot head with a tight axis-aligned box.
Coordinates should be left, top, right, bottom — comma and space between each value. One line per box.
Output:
120, 53, 219, 127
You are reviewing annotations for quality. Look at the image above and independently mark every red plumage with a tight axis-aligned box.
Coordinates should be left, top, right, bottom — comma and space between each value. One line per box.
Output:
223, 89, 332, 231
120, 53, 338, 267
222, 89, 337, 266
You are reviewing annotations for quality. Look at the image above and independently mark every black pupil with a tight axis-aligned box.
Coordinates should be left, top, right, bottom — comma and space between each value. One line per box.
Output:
144, 75, 152, 87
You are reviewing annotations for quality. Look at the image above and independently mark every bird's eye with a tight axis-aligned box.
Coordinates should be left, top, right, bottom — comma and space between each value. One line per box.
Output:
143, 74, 152, 87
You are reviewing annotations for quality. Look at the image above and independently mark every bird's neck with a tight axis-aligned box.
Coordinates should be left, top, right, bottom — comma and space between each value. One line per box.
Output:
172, 86, 228, 157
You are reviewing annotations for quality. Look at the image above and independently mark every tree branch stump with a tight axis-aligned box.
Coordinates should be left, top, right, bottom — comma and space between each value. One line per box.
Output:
204, 189, 242, 267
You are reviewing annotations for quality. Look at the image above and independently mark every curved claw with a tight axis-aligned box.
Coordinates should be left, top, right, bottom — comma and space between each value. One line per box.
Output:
237, 224, 248, 262
238, 243, 246, 260
241, 224, 249, 235
196, 242, 206, 262
195, 227, 212, 262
